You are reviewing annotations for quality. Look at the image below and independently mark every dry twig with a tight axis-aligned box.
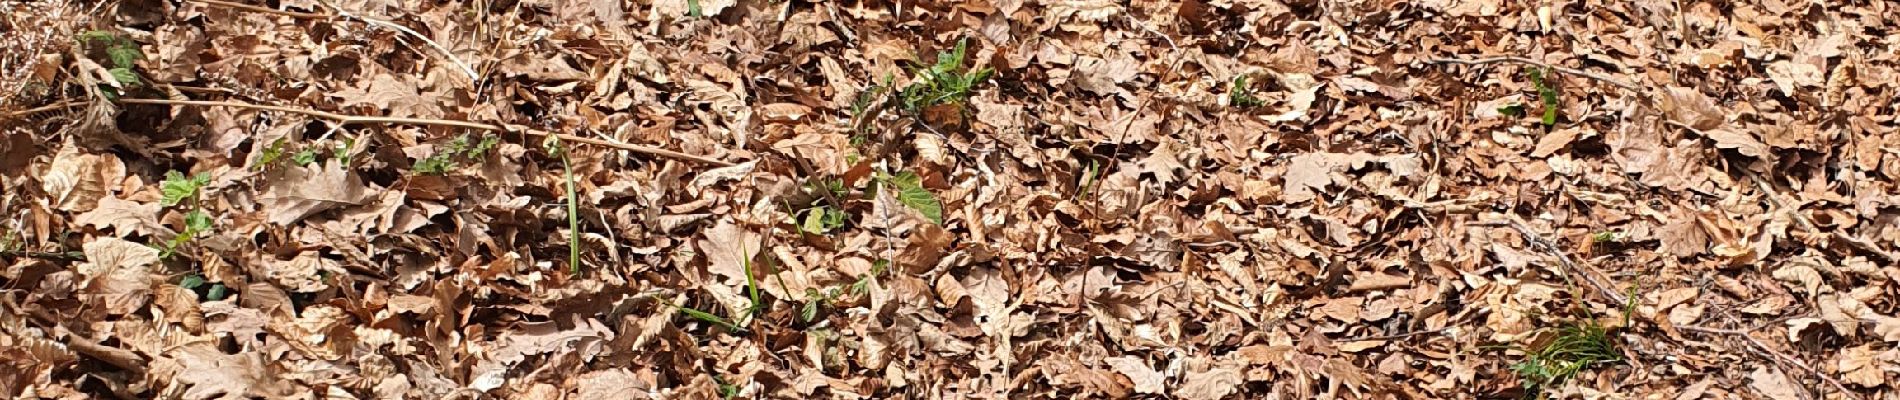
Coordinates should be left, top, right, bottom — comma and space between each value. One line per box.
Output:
117, 98, 734, 166
1473, 217, 1630, 306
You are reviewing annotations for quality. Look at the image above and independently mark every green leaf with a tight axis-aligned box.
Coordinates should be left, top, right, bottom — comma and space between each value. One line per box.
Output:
1497, 103, 1526, 117
292, 149, 318, 166
801, 301, 819, 322
206, 283, 227, 301
1526, 67, 1560, 126
885, 171, 942, 224
160, 171, 208, 207
333, 137, 355, 164
686, 0, 702, 17
671, 302, 741, 331
183, 209, 212, 233
562, 151, 581, 274
256, 138, 288, 168
108, 67, 139, 87
179, 274, 205, 290
107, 45, 142, 69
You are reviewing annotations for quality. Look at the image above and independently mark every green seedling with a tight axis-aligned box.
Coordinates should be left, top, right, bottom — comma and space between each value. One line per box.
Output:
874, 170, 942, 224
1229, 75, 1266, 108
1525, 67, 1560, 126
76, 31, 144, 98
799, 259, 889, 323
157, 171, 214, 258
897, 38, 992, 113
1511, 320, 1621, 397
1591, 231, 1618, 243
160, 171, 209, 207
177, 273, 229, 301
415, 133, 500, 175
1077, 159, 1101, 199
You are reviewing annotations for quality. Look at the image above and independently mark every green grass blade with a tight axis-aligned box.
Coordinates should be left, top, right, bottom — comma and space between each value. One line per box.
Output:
562, 150, 581, 274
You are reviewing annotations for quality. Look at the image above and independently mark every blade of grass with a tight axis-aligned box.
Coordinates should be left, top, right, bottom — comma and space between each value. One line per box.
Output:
562, 146, 581, 274
659, 298, 742, 332
740, 244, 762, 324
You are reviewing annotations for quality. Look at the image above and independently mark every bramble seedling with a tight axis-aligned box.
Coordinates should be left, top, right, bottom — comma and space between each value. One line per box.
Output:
874, 169, 942, 224
1229, 75, 1266, 108
415, 133, 500, 175
1525, 67, 1560, 126
897, 38, 992, 114
76, 30, 143, 98
157, 170, 213, 258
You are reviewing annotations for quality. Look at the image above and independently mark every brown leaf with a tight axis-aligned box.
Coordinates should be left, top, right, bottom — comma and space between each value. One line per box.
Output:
700, 221, 761, 316
1747, 366, 1803, 400
1175, 366, 1243, 400
1837, 344, 1890, 388
260, 161, 372, 225
152, 342, 297, 399
1656, 86, 1727, 131
77, 237, 160, 316
40, 144, 125, 212
1105, 356, 1166, 394
74, 196, 167, 237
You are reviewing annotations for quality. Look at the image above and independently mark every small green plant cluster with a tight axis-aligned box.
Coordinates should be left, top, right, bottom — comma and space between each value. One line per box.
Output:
415, 133, 499, 175
1515, 67, 1560, 126
177, 273, 229, 301
1492, 67, 1560, 127
257, 136, 355, 170
798, 259, 888, 323
76, 31, 143, 98
794, 178, 848, 235
897, 38, 992, 113
157, 171, 213, 258
1511, 320, 1621, 396
1229, 75, 1266, 108
788, 169, 942, 235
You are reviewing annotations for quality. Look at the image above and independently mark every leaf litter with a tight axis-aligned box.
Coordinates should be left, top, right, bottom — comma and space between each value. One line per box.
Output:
3, 0, 1900, 399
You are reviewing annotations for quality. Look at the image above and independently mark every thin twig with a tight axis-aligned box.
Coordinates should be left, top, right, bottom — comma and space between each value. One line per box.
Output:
116, 98, 734, 166
1473, 218, 1630, 306
0, 250, 86, 262
0, 100, 90, 120
1429, 56, 1645, 95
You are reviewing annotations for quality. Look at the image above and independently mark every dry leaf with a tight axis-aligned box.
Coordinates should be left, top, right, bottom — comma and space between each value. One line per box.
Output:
77, 238, 159, 315
1105, 356, 1166, 394
1838, 344, 1890, 388
260, 161, 372, 225
1747, 366, 1803, 400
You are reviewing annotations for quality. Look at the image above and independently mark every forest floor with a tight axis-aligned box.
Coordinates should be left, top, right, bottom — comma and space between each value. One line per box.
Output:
3, 0, 1898, 399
